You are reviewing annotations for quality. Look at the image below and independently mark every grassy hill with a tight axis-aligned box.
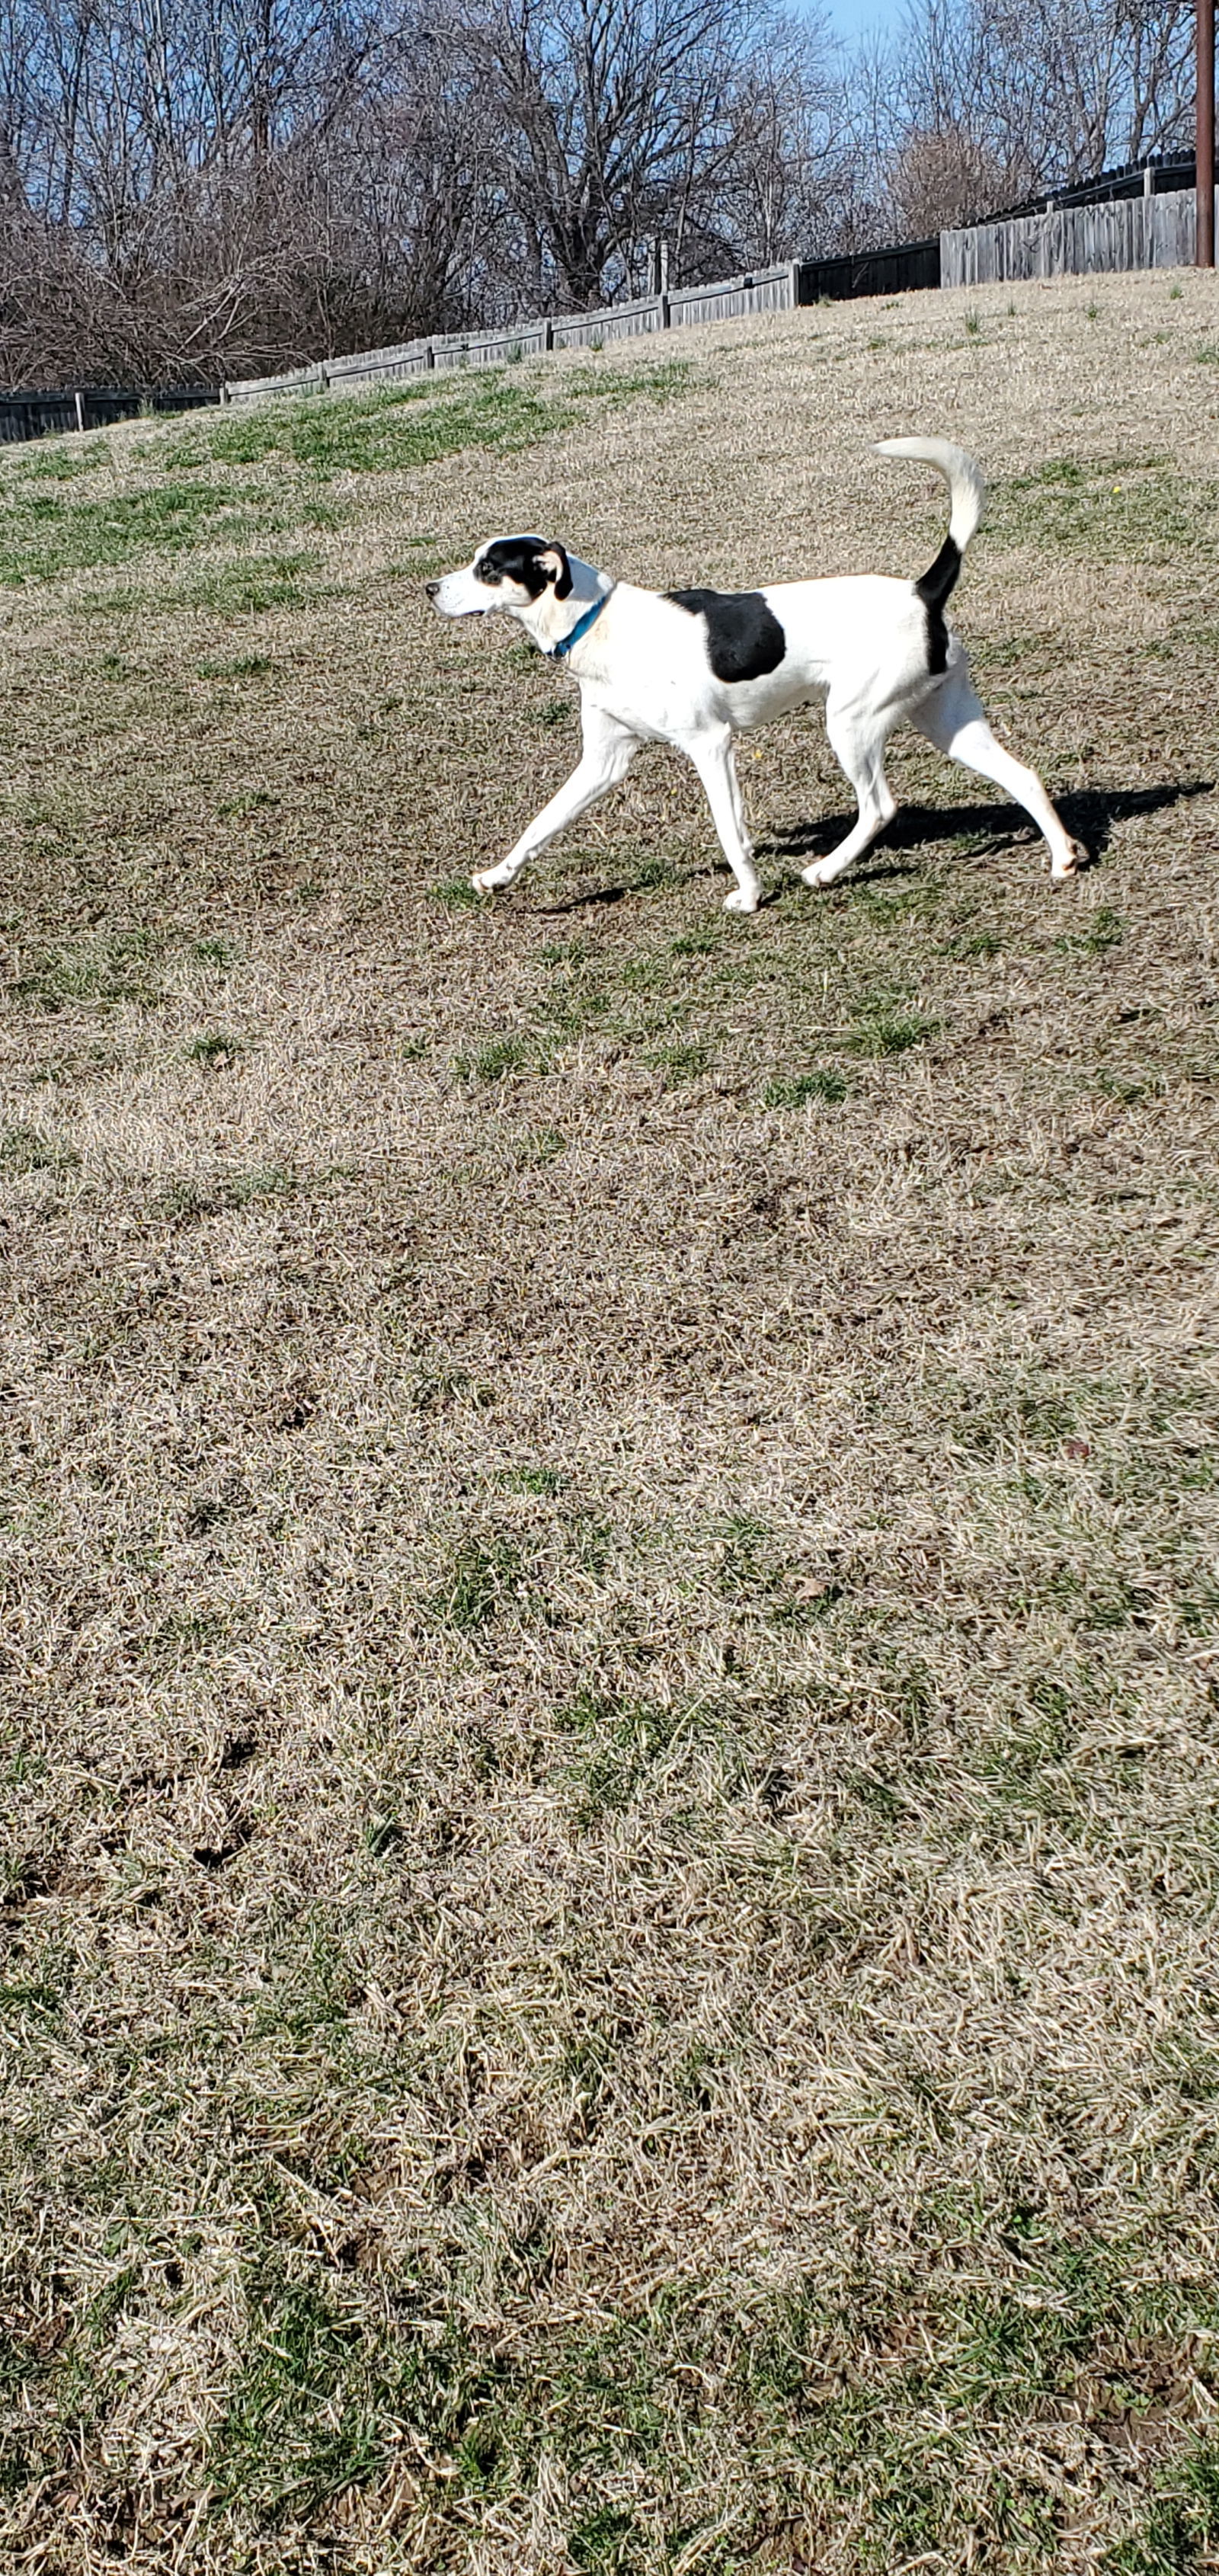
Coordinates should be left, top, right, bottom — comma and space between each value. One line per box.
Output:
2, 270, 1219, 2575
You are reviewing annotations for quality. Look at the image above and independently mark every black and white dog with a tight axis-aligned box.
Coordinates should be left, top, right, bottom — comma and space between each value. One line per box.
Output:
426, 436, 1085, 912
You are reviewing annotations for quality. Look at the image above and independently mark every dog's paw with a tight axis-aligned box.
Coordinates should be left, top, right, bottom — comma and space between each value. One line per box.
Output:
800, 859, 833, 890
1051, 838, 1088, 882
723, 885, 760, 914
470, 869, 501, 894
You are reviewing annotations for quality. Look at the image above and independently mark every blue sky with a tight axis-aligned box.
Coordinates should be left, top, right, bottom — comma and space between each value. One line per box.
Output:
817, 0, 907, 43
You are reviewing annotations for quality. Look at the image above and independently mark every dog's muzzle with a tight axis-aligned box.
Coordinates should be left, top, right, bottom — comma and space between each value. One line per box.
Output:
424, 581, 440, 600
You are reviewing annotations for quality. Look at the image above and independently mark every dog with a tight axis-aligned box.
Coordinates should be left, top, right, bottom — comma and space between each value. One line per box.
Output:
425, 436, 1086, 912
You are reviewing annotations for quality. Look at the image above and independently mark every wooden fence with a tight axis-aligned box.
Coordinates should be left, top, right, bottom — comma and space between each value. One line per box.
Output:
224, 263, 801, 402
797, 238, 941, 302
0, 385, 216, 445
942, 184, 1214, 286
222, 242, 942, 406
3, 155, 1208, 439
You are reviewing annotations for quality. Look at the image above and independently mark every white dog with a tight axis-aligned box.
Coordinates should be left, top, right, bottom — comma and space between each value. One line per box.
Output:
426, 435, 1085, 912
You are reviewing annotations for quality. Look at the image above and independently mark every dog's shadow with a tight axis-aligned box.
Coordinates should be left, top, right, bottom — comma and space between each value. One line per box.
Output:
764, 778, 1213, 877
533, 778, 1211, 914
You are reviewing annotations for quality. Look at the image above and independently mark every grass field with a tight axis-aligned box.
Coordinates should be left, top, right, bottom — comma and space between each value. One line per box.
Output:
2, 269, 1219, 2575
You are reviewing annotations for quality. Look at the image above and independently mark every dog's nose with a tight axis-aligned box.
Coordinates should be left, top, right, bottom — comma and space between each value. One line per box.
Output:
424, 580, 440, 599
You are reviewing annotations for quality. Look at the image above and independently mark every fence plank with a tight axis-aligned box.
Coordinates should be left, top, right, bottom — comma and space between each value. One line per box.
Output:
941, 184, 1212, 285
224, 266, 809, 402
223, 246, 955, 405
0, 386, 217, 445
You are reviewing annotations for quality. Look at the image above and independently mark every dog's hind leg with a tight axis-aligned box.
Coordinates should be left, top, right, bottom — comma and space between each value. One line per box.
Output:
912, 666, 1085, 881
801, 700, 897, 888
727, 753, 753, 860
682, 725, 763, 912
472, 703, 638, 893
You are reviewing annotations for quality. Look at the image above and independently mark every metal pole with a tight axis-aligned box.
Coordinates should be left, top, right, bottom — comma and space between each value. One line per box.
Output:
1201, 0, 1216, 267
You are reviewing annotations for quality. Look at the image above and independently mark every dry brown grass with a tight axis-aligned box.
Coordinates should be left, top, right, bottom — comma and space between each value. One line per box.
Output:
2, 269, 1219, 2576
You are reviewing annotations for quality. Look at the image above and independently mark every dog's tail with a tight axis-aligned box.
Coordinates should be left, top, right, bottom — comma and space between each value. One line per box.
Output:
874, 434, 987, 623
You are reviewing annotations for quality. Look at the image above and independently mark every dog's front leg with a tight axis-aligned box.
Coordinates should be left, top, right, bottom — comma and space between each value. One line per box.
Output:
472, 703, 638, 894
682, 726, 761, 914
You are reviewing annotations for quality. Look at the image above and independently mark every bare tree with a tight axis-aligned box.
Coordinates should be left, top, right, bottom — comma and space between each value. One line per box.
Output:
714, 12, 852, 266
0, 0, 508, 381
467, 0, 834, 309
8, 0, 1191, 391
861, 0, 1195, 238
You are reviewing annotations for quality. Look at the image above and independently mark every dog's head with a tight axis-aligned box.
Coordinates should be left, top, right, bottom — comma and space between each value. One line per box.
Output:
426, 534, 572, 618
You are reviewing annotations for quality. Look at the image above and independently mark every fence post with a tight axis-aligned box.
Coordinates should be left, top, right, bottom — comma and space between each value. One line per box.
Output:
788, 258, 801, 306
426, 341, 436, 369
1199, 0, 1215, 266
74, 389, 85, 434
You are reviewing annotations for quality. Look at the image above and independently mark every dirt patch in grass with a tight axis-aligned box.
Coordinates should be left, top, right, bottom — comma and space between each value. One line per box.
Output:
2, 269, 1219, 2574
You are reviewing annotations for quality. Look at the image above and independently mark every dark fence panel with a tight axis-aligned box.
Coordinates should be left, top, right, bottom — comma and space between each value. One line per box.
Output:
971, 153, 1195, 227
795, 239, 941, 302
0, 386, 218, 446
942, 184, 1208, 286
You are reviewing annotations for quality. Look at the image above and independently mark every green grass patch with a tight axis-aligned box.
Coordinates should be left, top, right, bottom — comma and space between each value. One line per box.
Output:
535, 958, 613, 1038
24, 440, 110, 480
453, 1033, 548, 1083
1055, 904, 1124, 955
947, 928, 1003, 957
197, 651, 274, 680
220, 1163, 297, 1205
641, 1038, 709, 1084
1111, 2436, 1219, 2571
499, 1464, 565, 1496
212, 2275, 495, 2520
557, 1688, 690, 1826
622, 851, 677, 892
217, 789, 278, 821
11, 929, 162, 1012
716, 1509, 823, 1625
989, 455, 1219, 562
670, 926, 721, 956
0, 482, 250, 586
764, 1067, 849, 1108
430, 1533, 524, 1631
844, 1006, 939, 1057
185, 1032, 245, 1067
0, 1123, 80, 1175
155, 1163, 298, 1222
512, 1124, 567, 1165
170, 358, 696, 485
175, 552, 318, 615
196, 2239, 1219, 2558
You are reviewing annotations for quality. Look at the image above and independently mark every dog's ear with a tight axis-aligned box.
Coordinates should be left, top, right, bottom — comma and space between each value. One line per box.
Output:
537, 544, 572, 599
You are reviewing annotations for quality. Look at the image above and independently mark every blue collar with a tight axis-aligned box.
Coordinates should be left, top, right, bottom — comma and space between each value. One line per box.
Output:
549, 585, 614, 660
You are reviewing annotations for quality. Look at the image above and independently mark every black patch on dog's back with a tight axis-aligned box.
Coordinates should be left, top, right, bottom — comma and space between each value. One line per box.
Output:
476, 536, 571, 599
914, 534, 961, 676
667, 587, 786, 683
